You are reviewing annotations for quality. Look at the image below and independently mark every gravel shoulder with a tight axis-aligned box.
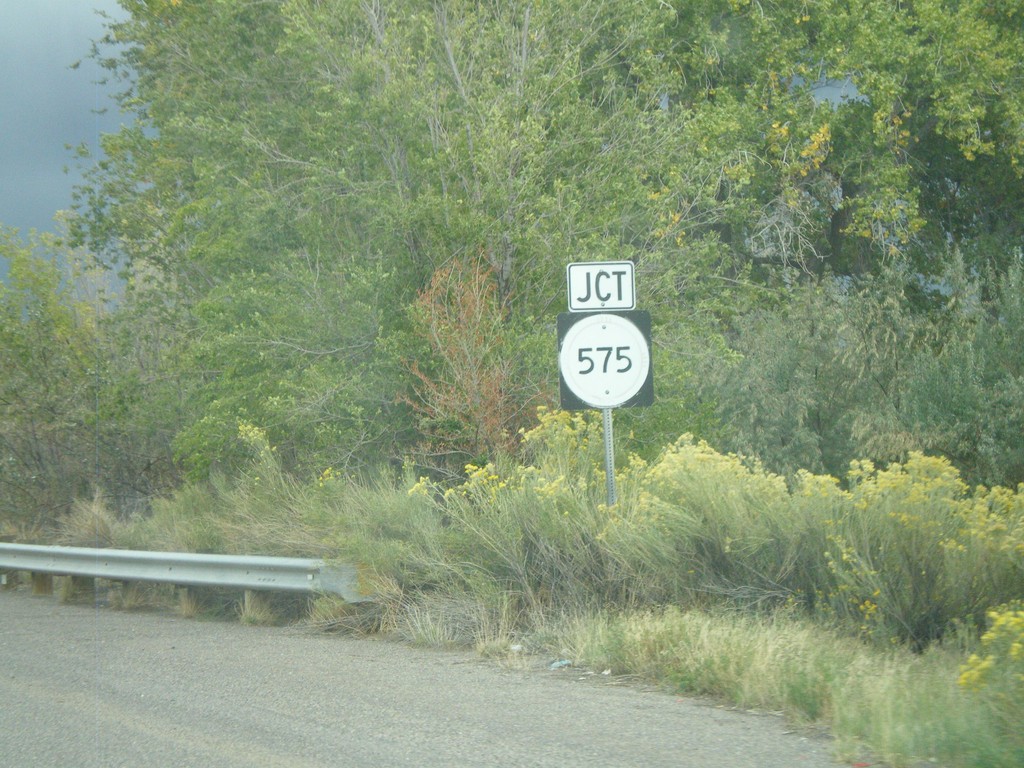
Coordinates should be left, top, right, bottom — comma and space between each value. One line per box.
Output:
0, 589, 858, 767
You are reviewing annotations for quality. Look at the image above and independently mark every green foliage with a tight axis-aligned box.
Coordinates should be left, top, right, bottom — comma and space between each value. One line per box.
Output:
0, 225, 190, 531
168, 260, 393, 479
51, 0, 1022, 483
76, 409, 1024, 766
3, 0, 1021, 552
0, 228, 99, 528
900, 254, 1024, 486
705, 255, 1024, 488
688, 0, 1024, 271
68, 0, 780, 473
700, 285, 858, 477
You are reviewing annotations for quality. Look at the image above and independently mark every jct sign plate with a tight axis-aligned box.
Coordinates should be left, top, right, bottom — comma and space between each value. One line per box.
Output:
558, 310, 653, 410
566, 261, 635, 312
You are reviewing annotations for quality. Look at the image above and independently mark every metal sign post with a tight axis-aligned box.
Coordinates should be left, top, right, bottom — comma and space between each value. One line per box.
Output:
602, 408, 616, 506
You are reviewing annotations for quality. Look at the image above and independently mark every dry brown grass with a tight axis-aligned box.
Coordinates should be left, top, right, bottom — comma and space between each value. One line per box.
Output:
57, 490, 119, 547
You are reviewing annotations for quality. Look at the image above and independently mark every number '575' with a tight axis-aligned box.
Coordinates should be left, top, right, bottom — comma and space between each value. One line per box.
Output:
577, 346, 632, 374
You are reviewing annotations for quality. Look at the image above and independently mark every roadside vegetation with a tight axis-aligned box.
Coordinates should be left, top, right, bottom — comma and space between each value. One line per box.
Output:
36, 411, 1023, 768
2, 2, 1024, 766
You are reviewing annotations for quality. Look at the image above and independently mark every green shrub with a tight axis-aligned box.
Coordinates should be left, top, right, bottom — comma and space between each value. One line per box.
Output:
631, 435, 826, 607
317, 466, 447, 593
115, 481, 228, 553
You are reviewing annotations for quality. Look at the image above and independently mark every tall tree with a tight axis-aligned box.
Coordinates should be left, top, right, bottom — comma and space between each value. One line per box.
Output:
0, 230, 100, 527
69, 0, 1024, 480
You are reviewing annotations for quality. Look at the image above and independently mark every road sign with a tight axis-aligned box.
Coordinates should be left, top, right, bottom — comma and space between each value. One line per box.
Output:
557, 310, 653, 409
566, 261, 635, 312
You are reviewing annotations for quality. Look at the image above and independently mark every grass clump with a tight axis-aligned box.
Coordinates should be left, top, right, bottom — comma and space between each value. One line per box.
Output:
306, 594, 382, 635
177, 587, 203, 619
556, 607, 852, 722
552, 606, 1023, 767
237, 591, 279, 626
55, 491, 120, 548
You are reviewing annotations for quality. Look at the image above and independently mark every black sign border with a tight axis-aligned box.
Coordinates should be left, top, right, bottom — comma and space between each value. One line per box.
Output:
557, 309, 654, 411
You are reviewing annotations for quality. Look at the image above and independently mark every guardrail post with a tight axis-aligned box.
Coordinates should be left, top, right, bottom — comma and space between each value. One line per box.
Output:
238, 589, 272, 626
69, 575, 94, 596
0, 535, 12, 590
31, 573, 53, 596
243, 589, 271, 617
177, 585, 196, 616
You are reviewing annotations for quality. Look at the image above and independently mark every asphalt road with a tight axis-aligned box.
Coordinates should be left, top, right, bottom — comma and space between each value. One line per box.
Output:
0, 589, 851, 767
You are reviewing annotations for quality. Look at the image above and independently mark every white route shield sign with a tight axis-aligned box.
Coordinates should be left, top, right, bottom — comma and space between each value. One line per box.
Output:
557, 310, 654, 410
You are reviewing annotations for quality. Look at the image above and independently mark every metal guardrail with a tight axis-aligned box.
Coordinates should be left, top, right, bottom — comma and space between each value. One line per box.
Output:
0, 543, 371, 603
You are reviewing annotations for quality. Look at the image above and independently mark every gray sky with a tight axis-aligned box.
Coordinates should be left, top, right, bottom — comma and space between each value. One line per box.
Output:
1, 0, 128, 265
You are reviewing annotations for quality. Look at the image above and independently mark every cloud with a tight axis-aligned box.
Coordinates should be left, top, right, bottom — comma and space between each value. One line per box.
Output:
0, 0, 127, 239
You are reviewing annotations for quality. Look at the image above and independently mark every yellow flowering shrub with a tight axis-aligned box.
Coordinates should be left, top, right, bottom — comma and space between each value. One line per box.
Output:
959, 603, 1024, 750
824, 454, 1024, 647
414, 408, 691, 607
519, 407, 607, 493
235, 420, 283, 487
237, 420, 272, 457
961, 483, 1024, 561
632, 443, 1022, 644
400, 410, 1024, 638
431, 410, 629, 607
960, 604, 1024, 691
635, 436, 812, 605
